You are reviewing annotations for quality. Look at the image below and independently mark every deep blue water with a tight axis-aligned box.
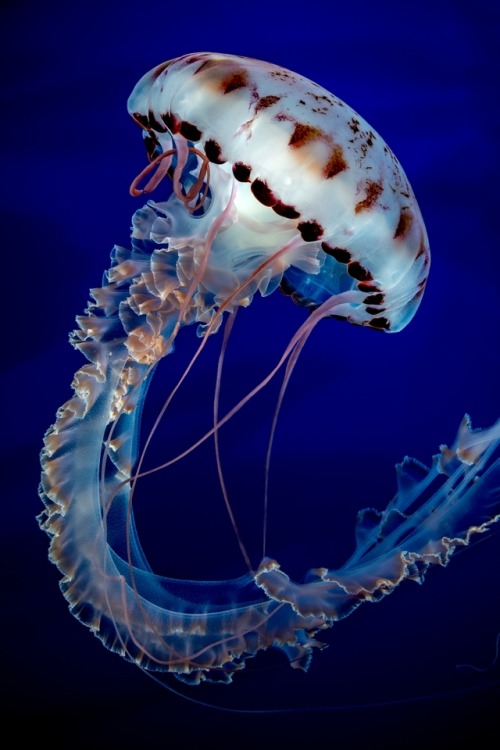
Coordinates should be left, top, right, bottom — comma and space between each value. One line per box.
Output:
2, 0, 499, 745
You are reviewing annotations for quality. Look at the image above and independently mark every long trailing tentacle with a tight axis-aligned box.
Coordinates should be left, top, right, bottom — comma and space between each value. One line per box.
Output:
212, 308, 255, 575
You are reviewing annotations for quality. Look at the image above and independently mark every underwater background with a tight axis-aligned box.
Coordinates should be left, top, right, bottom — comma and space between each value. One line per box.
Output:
2, 0, 498, 745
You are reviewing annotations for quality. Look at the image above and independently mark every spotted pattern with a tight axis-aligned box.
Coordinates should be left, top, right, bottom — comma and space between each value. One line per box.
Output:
127, 52, 431, 333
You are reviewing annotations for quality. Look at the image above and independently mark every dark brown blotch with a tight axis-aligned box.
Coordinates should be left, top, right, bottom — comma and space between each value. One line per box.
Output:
355, 181, 383, 214
323, 145, 348, 179
180, 121, 202, 142
204, 139, 225, 164
349, 118, 360, 133
256, 95, 281, 112
321, 243, 351, 263
148, 109, 168, 133
289, 123, 322, 148
364, 293, 384, 305
365, 306, 386, 315
348, 262, 372, 281
357, 282, 379, 292
273, 202, 300, 219
132, 112, 150, 129
369, 317, 391, 330
220, 70, 249, 94
394, 207, 414, 238
232, 162, 252, 182
251, 179, 277, 207
161, 112, 181, 134
298, 220, 324, 242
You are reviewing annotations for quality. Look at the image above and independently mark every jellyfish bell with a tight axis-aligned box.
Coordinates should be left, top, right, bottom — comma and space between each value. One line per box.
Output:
38, 52, 499, 691
127, 52, 430, 334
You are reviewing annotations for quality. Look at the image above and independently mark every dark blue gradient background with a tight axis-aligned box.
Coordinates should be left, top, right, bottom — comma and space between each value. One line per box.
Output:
2, 1, 499, 745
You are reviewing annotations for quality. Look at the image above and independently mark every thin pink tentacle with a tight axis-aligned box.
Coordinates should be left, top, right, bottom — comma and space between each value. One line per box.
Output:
129, 148, 176, 197
262, 325, 313, 558
171, 136, 189, 202
213, 309, 255, 575
131, 289, 363, 484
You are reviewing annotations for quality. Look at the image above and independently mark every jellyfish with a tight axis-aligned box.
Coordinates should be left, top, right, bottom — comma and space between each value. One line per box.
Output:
38, 53, 500, 686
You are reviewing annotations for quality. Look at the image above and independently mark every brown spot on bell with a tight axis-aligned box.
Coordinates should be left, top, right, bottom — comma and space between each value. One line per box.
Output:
289, 123, 323, 148
348, 262, 372, 281
323, 145, 348, 178
355, 181, 383, 213
256, 95, 281, 112
220, 70, 249, 94
394, 207, 414, 238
